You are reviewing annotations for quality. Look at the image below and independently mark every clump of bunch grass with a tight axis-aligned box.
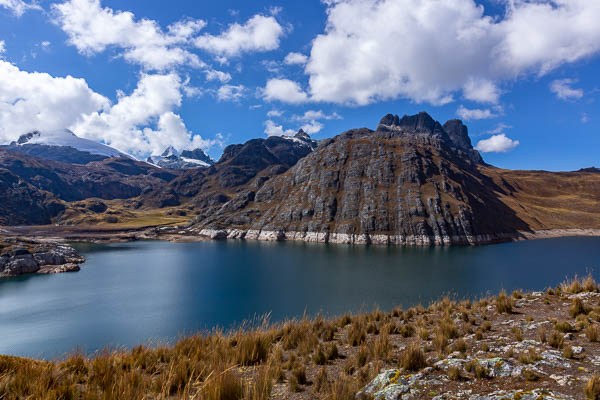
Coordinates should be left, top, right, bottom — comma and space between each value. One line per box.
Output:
347, 320, 367, 347
570, 297, 591, 318
400, 344, 427, 372
585, 376, 600, 400
562, 274, 598, 294
587, 324, 600, 342
495, 290, 513, 314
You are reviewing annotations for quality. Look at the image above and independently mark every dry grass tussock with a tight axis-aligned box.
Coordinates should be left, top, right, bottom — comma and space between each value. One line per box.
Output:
2, 275, 600, 399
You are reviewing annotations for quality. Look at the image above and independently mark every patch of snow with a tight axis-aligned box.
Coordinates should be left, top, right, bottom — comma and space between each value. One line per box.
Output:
180, 157, 210, 167
18, 129, 130, 159
281, 135, 311, 147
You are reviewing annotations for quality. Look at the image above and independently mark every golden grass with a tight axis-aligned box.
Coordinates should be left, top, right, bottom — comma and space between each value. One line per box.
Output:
585, 376, 600, 400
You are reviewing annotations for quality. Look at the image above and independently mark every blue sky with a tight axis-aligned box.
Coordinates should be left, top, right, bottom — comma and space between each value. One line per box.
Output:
0, 0, 598, 171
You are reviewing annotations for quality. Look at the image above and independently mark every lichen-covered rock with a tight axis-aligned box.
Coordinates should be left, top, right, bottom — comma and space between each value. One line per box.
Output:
468, 389, 573, 400
435, 357, 523, 378
539, 350, 571, 369
356, 370, 423, 400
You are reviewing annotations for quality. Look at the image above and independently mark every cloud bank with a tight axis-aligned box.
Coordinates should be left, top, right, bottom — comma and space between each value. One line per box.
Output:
268, 0, 600, 106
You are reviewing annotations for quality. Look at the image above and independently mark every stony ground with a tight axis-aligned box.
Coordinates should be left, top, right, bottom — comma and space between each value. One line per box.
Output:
1, 277, 600, 399
264, 280, 600, 400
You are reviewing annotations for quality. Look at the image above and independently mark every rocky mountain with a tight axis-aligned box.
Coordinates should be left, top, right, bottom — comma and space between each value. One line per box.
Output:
0, 149, 177, 225
0, 128, 318, 225
1, 129, 130, 164
189, 112, 600, 245
146, 146, 215, 169
1, 114, 598, 246
138, 129, 318, 210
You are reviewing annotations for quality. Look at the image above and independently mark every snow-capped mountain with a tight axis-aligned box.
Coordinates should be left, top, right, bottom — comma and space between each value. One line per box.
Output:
147, 146, 215, 169
2, 129, 131, 164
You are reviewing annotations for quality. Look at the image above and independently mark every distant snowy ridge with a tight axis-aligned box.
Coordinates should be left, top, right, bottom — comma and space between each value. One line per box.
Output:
146, 145, 214, 169
14, 129, 131, 159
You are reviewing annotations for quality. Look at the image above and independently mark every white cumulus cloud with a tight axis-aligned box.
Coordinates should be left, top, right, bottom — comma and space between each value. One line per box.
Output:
72, 73, 217, 156
195, 14, 284, 61
292, 109, 342, 121
284, 52, 308, 65
300, 120, 323, 135
0, 40, 5, 55
205, 69, 231, 83
456, 105, 498, 121
53, 0, 206, 71
0, 60, 110, 143
0, 0, 41, 16
263, 78, 308, 103
264, 120, 295, 136
266, 109, 283, 118
550, 78, 584, 101
475, 133, 519, 153
217, 84, 245, 102
289, 0, 600, 106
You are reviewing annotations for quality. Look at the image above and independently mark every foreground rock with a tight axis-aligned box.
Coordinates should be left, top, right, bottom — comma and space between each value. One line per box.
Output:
0, 238, 85, 277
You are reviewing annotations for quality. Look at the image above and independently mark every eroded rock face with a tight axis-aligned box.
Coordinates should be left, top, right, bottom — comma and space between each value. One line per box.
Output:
0, 238, 85, 277
191, 112, 529, 245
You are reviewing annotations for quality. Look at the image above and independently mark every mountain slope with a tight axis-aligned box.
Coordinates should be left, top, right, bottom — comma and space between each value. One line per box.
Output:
1, 129, 130, 164
139, 129, 318, 211
0, 149, 177, 225
189, 113, 600, 245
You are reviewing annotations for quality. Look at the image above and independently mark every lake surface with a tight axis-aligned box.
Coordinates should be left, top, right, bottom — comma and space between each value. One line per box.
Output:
1, 237, 599, 359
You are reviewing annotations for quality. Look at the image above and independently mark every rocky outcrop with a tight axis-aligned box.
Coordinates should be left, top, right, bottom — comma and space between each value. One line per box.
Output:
0, 238, 85, 277
190, 112, 529, 245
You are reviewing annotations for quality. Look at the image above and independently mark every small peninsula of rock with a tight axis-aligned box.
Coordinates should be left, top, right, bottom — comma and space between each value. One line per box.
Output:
0, 238, 85, 277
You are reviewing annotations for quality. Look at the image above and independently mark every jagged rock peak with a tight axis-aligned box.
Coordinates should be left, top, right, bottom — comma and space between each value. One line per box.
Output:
442, 119, 473, 151
294, 129, 310, 140
377, 111, 443, 135
376, 112, 483, 164
161, 145, 179, 158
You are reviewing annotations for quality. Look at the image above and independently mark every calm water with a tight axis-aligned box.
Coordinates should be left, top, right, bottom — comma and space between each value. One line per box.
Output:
1, 237, 599, 359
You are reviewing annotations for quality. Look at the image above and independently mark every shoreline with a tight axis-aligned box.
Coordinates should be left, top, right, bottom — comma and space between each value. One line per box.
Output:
2, 278, 600, 399
195, 227, 600, 246
2, 225, 600, 246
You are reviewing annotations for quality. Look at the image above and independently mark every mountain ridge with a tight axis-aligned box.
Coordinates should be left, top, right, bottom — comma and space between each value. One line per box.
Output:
0, 112, 598, 246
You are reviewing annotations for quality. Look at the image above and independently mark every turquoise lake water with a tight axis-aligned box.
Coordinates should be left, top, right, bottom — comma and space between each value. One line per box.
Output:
1, 237, 599, 359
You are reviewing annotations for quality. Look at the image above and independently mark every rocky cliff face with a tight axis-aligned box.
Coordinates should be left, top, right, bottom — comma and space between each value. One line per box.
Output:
190, 112, 530, 245
0, 238, 85, 277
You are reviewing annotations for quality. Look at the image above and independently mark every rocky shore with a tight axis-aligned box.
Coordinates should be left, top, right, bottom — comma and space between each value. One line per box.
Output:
0, 237, 85, 277
195, 228, 600, 246
2, 225, 600, 247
